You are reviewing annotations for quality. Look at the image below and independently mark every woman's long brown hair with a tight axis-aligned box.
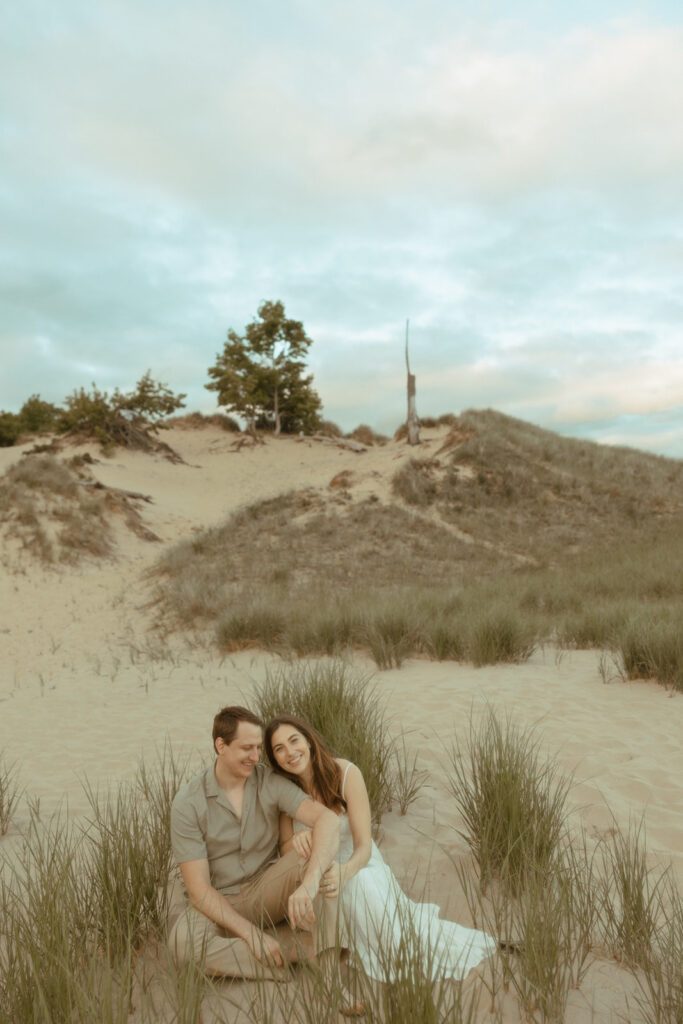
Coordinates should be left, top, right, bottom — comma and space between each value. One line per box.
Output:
264, 715, 346, 814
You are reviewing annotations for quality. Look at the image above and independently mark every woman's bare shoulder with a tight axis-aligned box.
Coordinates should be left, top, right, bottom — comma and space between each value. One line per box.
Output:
335, 758, 365, 782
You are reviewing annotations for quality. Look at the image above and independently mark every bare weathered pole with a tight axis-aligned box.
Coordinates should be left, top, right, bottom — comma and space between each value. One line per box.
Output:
405, 319, 420, 445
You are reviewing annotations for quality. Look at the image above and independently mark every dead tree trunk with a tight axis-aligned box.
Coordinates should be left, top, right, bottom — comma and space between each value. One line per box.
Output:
405, 319, 420, 445
273, 382, 281, 436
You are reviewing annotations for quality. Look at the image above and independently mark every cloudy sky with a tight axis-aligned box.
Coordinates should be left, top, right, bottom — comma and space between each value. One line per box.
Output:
2, 1, 683, 456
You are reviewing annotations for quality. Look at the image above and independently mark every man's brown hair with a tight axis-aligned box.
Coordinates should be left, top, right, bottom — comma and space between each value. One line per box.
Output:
212, 705, 263, 751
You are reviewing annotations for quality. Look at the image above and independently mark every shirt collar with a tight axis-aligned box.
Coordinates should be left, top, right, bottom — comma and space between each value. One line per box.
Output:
204, 761, 260, 809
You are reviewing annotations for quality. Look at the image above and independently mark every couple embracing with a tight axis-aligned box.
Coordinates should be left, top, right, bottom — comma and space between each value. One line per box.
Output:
169, 705, 496, 1012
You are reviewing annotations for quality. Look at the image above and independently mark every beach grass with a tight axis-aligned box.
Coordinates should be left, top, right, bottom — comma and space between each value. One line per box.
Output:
391, 733, 429, 816
0, 747, 194, 1023
2, 724, 682, 1022
0, 811, 91, 1023
633, 879, 683, 1024
595, 817, 673, 970
488, 846, 597, 1023
250, 660, 396, 824
444, 710, 683, 1023
616, 617, 683, 693
0, 755, 22, 835
444, 708, 572, 895
81, 781, 172, 959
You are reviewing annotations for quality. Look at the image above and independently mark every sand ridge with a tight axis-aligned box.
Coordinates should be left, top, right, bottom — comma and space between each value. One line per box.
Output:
1, 425, 682, 1021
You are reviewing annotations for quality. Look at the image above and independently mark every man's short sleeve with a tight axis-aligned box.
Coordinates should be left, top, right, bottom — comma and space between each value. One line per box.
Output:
269, 773, 308, 819
171, 790, 207, 864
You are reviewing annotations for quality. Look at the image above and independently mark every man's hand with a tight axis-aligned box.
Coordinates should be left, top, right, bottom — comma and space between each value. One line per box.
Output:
287, 880, 317, 929
244, 925, 285, 968
320, 862, 347, 899
292, 829, 313, 859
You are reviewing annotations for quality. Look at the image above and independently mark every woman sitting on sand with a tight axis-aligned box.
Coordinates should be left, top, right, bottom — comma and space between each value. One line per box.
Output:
264, 714, 497, 982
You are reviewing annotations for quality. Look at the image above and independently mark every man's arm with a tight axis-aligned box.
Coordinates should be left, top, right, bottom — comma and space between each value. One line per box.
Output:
286, 798, 340, 927
179, 859, 285, 966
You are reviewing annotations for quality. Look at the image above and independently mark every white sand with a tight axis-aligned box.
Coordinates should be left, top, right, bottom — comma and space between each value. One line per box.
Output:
1, 426, 681, 1021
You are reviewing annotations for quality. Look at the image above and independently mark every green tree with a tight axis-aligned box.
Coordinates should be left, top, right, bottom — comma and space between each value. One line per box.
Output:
266, 358, 323, 434
206, 301, 322, 435
205, 332, 270, 435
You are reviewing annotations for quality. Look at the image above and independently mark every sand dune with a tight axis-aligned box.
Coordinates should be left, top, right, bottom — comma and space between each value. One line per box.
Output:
1, 426, 681, 1021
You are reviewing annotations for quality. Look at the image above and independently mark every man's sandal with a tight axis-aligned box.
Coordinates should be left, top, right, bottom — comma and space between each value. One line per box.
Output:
340, 990, 366, 1017
498, 939, 524, 954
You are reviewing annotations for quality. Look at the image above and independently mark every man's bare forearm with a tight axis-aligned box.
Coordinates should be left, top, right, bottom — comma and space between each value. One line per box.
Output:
187, 882, 254, 941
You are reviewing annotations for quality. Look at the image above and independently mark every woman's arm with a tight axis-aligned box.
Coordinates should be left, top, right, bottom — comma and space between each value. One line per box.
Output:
279, 811, 296, 854
321, 762, 372, 897
280, 810, 314, 859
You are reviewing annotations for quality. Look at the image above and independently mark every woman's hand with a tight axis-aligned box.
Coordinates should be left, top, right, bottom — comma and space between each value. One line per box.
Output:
292, 829, 313, 859
320, 862, 348, 899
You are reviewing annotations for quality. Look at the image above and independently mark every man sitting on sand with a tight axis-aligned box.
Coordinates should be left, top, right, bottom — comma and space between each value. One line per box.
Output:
169, 705, 341, 978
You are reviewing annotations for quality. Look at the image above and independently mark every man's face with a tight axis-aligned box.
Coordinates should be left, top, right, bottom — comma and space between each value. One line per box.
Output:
215, 721, 263, 781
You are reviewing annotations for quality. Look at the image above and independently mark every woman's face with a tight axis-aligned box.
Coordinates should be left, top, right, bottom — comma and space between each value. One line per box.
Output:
270, 724, 312, 777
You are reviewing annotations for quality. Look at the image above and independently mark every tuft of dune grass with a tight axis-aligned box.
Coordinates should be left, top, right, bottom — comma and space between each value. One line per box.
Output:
444, 707, 571, 895
617, 617, 683, 692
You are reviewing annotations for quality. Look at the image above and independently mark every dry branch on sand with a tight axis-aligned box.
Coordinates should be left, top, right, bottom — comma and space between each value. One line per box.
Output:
308, 433, 367, 453
74, 481, 154, 503
68, 418, 185, 462
20, 423, 185, 463
228, 434, 266, 452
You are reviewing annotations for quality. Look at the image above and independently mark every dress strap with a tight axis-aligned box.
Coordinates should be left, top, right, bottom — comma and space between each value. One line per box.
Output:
341, 762, 354, 801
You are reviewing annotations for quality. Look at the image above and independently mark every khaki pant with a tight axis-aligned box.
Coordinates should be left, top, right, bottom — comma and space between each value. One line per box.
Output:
168, 851, 338, 979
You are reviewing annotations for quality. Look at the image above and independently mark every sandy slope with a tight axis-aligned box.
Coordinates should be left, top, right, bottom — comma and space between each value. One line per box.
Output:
1, 426, 681, 1022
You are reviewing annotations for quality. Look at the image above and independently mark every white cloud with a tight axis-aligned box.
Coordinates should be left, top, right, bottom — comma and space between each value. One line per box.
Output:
1, 4, 683, 457
345, 22, 683, 202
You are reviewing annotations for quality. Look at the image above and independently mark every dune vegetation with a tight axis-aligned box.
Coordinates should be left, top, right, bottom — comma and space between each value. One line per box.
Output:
0, 455, 159, 565
0, 210, 680, 1017
1, 663, 681, 1023
150, 410, 683, 689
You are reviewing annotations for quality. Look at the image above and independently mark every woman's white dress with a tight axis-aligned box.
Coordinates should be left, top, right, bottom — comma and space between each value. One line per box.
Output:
297, 764, 497, 982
